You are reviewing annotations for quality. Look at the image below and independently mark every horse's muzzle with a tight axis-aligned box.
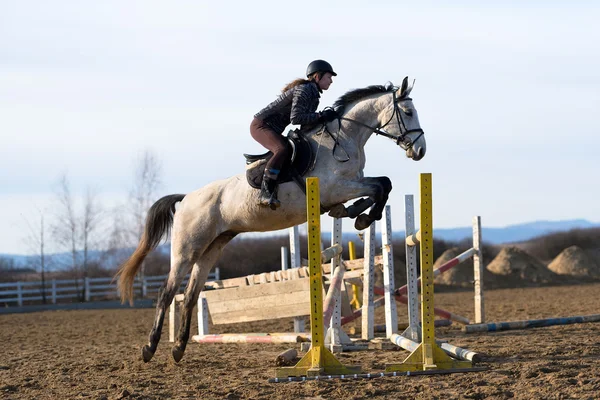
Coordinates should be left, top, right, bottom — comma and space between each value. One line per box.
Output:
407, 147, 425, 161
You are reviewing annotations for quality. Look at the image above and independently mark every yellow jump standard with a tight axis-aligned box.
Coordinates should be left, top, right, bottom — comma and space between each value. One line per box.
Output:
275, 177, 361, 378
386, 173, 472, 372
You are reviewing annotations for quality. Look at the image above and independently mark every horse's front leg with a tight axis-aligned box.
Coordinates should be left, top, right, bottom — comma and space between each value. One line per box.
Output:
353, 176, 392, 230
326, 176, 392, 230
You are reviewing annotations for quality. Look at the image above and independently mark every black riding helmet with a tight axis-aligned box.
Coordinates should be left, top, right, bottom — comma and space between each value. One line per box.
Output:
306, 60, 337, 78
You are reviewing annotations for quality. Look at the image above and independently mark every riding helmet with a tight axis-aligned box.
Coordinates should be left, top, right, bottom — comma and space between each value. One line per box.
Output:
306, 60, 337, 77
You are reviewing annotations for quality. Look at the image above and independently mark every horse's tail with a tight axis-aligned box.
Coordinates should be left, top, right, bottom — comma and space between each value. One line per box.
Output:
115, 194, 186, 305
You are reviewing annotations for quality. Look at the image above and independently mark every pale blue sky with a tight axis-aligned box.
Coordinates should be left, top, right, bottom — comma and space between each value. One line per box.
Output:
1, 1, 599, 255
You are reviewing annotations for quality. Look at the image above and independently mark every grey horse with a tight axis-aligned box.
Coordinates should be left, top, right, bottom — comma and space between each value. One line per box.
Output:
116, 77, 426, 363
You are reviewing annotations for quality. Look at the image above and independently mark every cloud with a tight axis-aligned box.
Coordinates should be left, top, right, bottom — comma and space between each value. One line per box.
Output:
1, 1, 599, 253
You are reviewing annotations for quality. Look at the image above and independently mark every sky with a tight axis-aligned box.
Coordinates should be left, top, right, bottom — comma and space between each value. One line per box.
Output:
1, 1, 599, 255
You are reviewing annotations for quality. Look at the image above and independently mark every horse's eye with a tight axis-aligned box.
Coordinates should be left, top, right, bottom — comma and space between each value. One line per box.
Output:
404, 110, 413, 117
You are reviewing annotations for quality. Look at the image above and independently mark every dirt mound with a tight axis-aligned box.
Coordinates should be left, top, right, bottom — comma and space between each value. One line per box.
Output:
486, 246, 558, 286
433, 247, 496, 288
548, 246, 600, 278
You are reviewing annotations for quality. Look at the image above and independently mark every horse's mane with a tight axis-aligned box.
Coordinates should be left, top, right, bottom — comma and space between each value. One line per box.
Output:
333, 82, 396, 115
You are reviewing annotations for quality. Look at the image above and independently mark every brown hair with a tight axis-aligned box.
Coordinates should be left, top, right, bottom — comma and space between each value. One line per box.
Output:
281, 73, 319, 93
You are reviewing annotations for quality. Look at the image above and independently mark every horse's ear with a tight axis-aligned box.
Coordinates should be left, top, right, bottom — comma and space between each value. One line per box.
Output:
406, 79, 415, 95
397, 76, 414, 98
400, 77, 408, 96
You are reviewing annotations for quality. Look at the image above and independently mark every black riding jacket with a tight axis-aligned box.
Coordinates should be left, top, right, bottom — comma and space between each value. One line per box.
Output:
254, 82, 321, 134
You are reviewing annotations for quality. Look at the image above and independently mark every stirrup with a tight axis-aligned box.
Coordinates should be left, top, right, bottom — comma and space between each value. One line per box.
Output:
268, 197, 281, 210
259, 194, 280, 210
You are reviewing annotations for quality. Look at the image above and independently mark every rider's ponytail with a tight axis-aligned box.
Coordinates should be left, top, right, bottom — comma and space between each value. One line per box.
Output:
281, 76, 317, 93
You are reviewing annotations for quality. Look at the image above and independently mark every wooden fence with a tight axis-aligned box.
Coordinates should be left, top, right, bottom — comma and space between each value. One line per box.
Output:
0, 268, 220, 307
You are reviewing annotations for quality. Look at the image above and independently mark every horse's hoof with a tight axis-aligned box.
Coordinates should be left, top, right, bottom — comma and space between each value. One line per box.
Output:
354, 214, 373, 231
141, 345, 155, 363
328, 204, 348, 218
172, 345, 185, 363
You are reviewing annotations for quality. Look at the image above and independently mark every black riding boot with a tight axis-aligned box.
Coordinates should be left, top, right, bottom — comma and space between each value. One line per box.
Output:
258, 174, 281, 210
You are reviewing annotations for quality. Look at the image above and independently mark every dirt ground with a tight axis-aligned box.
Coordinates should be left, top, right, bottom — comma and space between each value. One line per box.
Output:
2, 283, 600, 400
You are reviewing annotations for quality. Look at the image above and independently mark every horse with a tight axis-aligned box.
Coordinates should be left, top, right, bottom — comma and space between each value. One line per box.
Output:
116, 76, 426, 363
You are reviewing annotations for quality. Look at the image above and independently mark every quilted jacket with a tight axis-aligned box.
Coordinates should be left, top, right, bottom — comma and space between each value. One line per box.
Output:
254, 82, 321, 134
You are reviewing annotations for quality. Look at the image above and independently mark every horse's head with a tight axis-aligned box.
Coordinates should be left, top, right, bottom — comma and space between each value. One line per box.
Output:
382, 77, 426, 161
330, 79, 426, 161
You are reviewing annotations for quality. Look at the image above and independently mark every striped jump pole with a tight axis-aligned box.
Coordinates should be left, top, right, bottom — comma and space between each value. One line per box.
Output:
323, 273, 345, 328
193, 334, 309, 344
371, 286, 470, 325
390, 334, 481, 363
275, 177, 361, 379
340, 292, 470, 326
464, 314, 600, 333
341, 246, 475, 327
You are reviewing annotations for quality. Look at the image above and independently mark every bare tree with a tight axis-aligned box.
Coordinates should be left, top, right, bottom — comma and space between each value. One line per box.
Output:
52, 173, 104, 300
128, 150, 163, 289
97, 205, 130, 272
129, 150, 163, 240
53, 174, 80, 296
106, 206, 127, 253
81, 187, 103, 278
23, 207, 49, 303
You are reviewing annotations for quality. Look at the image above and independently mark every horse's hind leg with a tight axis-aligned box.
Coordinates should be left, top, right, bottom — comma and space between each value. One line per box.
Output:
141, 254, 194, 362
172, 232, 236, 362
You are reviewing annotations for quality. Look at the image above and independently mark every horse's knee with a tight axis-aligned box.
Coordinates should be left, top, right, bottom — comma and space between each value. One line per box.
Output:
379, 177, 392, 193
374, 177, 392, 198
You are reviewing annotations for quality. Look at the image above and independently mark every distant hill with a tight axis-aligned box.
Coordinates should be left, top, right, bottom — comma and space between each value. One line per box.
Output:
431, 219, 600, 245
2, 219, 598, 269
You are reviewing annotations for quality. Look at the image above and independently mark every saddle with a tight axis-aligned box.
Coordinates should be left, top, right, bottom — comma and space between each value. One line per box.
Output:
244, 130, 315, 189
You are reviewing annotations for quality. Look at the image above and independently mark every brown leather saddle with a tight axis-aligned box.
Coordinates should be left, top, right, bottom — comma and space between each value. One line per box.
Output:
244, 130, 315, 189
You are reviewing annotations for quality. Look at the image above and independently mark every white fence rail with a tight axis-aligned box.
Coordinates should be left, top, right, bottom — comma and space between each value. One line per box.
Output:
0, 268, 220, 307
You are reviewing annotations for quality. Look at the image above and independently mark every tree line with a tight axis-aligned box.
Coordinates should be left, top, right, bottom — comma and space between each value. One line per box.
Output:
0, 150, 165, 302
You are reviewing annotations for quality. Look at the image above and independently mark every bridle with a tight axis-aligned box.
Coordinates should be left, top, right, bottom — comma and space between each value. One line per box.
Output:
340, 90, 425, 150
321, 90, 425, 162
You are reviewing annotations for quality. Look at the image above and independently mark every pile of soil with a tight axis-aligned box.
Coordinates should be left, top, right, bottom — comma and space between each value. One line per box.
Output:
486, 246, 559, 287
548, 245, 600, 278
433, 247, 496, 289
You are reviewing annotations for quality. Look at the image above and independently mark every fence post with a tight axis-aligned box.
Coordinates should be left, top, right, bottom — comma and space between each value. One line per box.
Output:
473, 216, 485, 323
17, 281, 23, 306
326, 217, 346, 352
198, 294, 209, 336
289, 226, 304, 333
362, 222, 376, 340
169, 298, 176, 342
289, 226, 301, 269
281, 246, 289, 270
382, 205, 398, 338
142, 277, 148, 298
403, 195, 420, 341
84, 277, 90, 302
52, 279, 57, 304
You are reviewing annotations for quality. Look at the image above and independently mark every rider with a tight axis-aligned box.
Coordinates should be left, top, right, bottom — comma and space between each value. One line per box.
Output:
251, 59, 339, 209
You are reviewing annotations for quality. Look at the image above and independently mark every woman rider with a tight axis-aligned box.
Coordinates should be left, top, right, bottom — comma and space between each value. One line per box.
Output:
251, 60, 339, 209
